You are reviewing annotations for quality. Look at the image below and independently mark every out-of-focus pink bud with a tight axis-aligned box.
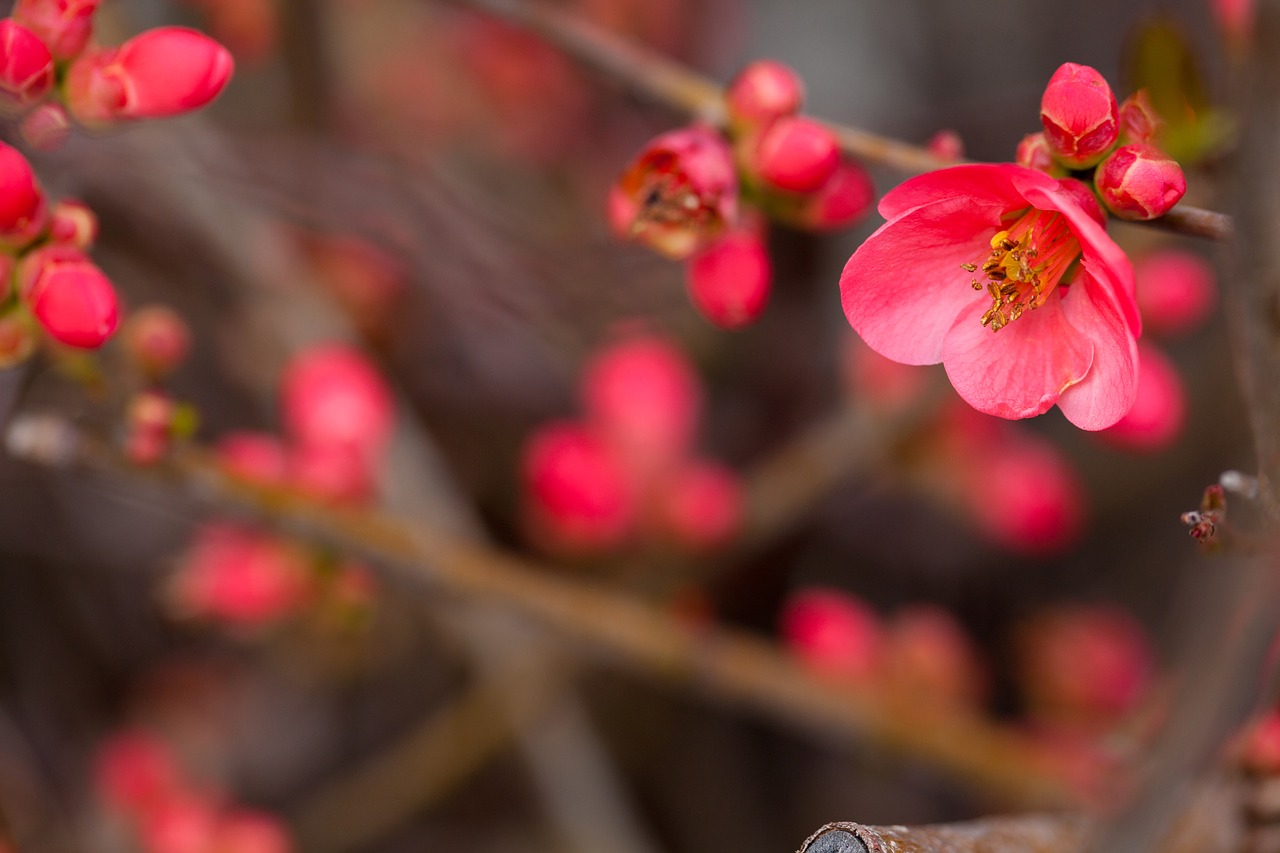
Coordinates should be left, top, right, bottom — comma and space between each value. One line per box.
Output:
656, 460, 742, 551
580, 335, 701, 481
13, 0, 99, 60
780, 587, 883, 681
18, 101, 68, 150
65, 27, 233, 125
751, 116, 840, 194
287, 442, 374, 505
1056, 177, 1107, 228
303, 234, 405, 334
521, 420, 636, 553
0, 306, 37, 367
169, 523, 312, 626
1118, 89, 1162, 144
1212, 0, 1254, 50
725, 59, 803, 127
883, 606, 987, 711
215, 431, 289, 487
1100, 343, 1186, 452
214, 810, 294, 853
1015, 132, 1059, 174
0, 20, 53, 111
94, 730, 183, 817
48, 198, 98, 248
185, 0, 278, 66
17, 244, 119, 348
1134, 249, 1217, 336
1016, 604, 1152, 728
280, 344, 394, 460
123, 304, 192, 377
965, 434, 1084, 555
793, 157, 875, 230
926, 129, 964, 162
841, 334, 929, 411
125, 389, 178, 465
140, 794, 220, 853
1040, 62, 1120, 169
1095, 143, 1186, 220
685, 229, 771, 329
608, 124, 738, 259
1238, 710, 1280, 775
0, 142, 46, 246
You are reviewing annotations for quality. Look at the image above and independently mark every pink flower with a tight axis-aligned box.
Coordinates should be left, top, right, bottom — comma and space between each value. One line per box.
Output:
840, 163, 1140, 430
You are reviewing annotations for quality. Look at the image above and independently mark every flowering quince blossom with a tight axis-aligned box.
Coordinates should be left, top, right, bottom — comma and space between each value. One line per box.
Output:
840, 163, 1140, 430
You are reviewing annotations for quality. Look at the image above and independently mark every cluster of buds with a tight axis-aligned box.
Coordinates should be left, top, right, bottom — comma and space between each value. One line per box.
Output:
780, 588, 988, 712
608, 60, 874, 329
1020, 63, 1185, 221
520, 332, 743, 555
0, 0, 233, 148
167, 343, 388, 629
119, 306, 197, 464
95, 729, 293, 853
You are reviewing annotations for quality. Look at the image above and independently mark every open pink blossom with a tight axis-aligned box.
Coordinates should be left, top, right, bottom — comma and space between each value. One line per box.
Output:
840, 163, 1140, 430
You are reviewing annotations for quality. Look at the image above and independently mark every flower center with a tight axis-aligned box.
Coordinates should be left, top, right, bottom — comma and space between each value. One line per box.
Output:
961, 209, 1080, 332
625, 152, 719, 236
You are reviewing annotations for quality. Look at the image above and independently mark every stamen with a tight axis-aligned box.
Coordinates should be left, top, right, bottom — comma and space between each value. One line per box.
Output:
959, 210, 1080, 333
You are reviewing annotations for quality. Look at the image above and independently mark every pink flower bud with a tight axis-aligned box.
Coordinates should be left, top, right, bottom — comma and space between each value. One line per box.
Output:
216, 431, 289, 487
1239, 710, 1280, 775
656, 460, 742, 551
926, 129, 964, 162
579, 335, 701, 482
17, 244, 119, 348
520, 420, 636, 553
65, 27, 234, 125
883, 606, 987, 710
94, 729, 183, 817
280, 343, 394, 459
685, 229, 771, 329
1211, 0, 1254, 49
751, 115, 840, 194
1040, 62, 1120, 168
725, 59, 803, 127
608, 124, 738, 259
169, 523, 312, 626
1100, 343, 1186, 452
18, 101, 68, 150
1014, 132, 1059, 174
123, 304, 192, 377
965, 433, 1084, 555
1055, 177, 1107, 227
214, 810, 294, 853
1095, 143, 1186, 220
1118, 89, 1162, 144
0, 20, 53, 111
46, 199, 97, 249
780, 587, 883, 681
140, 795, 220, 853
125, 390, 178, 465
288, 442, 375, 504
793, 157, 875, 230
0, 141, 46, 246
13, 0, 99, 59
1134, 248, 1217, 336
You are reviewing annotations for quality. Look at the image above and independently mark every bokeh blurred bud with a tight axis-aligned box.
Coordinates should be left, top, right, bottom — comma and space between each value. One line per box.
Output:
884, 606, 986, 711
751, 116, 839, 194
48, 198, 97, 248
725, 59, 803, 127
793, 157, 875, 230
17, 244, 119, 348
125, 389, 177, 465
1040, 62, 1119, 168
685, 229, 771, 329
1239, 710, 1280, 775
1134, 248, 1217, 336
0, 20, 53, 111
169, 523, 312, 626
18, 101, 68, 150
140, 794, 220, 853
1095, 143, 1186, 220
1100, 343, 1186, 452
13, 0, 99, 59
780, 587, 882, 681
1015, 132, 1058, 174
280, 344, 394, 460
1212, 0, 1254, 50
216, 431, 289, 487
966, 434, 1084, 555
287, 442, 374, 504
608, 124, 737, 259
926, 129, 964, 162
1118, 89, 1162, 144
0, 141, 46, 246
1056, 177, 1107, 227
521, 420, 636, 553
656, 460, 742, 551
94, 730, 183, 817
123, 305, 191, 377
214, 809, 294, 853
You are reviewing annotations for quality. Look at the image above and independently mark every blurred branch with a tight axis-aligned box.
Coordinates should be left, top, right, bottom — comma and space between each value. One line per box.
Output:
443, 0, 1231, 242
6, 415, 1080, 810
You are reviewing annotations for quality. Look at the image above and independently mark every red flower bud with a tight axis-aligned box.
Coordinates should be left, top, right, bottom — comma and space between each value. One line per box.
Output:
926, 129, 964, 162
168, 523, 312, 626
1239, 711, 1280, 775
608, 124, 737, 259
1118, 89, 1162, 144
1095, 143, 1186, 220
94, 730, 183, 817
13, 0, 99, 60
0, 20, 52, 111
280, 343, 394, 460
1014, 132, 1059, 174
0, 141, 46, 246
1100, 343, 1186, 452
17, 244, 119, 348
751, 115, 839, 194
1040, 62, 1120, 168
685, 229, 771, 329
656, 460, 742, 551
216, 430, 289, 487
1134, 249, 1217, 336
288, 442, 375, 505
725, 59, 803, 127
1055, 177, 1107, 228
793, 157, 875, 230
18, 101, 68, 150
48, 198, 98, 248
66, 27, 234, 125
122, 304, 191, 377
780, 587, 883, 681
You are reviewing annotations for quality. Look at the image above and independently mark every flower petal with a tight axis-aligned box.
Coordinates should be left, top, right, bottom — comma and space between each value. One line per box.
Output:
1054, 269, 1139, 430
941, 292, 1094, 420
841, 196, 1000, 365
878, 163, 1041, 222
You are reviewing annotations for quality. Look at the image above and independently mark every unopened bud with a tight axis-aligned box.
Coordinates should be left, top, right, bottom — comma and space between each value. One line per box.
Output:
1055, 177, 1107, 228
17, 244, 118, 348
793, 157, 875, 230
1095, 143, 1186, 220
0, 20, 53, 111
685, 230, 771, 329
926, 129, 964, 162
13, 0, 99, 60
0, 142, 46, 247
48, 199, 98, 248
725, 59, 803, 128
1134, 249, 1216, 337
1100, 343, 1186, 452
656, 460, 742, 551
1015, 132, 1059, 174
123, 305, 191, 377
751, 115, 840, 194
1040, 62, 1120, 169
1118, 89, 1162, 144
18, 101, 69, 150
779, 587, 883, 681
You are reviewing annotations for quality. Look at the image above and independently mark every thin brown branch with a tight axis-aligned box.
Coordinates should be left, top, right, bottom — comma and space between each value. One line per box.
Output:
445, 0, 1232, 242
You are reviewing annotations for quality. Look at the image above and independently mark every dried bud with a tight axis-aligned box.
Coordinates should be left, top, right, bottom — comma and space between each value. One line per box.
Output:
123, 305, 191, 377
751, 115, 840, 194
280, 343, 394, 460
1015, 132, 1059, 174
793, 157, 875, 230
0, 141, 46, 247
48, 198, 98, 248
1100, 343, 1186, 452
0, 20, 53, 111
779, 587, 883, 681
685, 229, 771, 329
18, 101, 69, 150
1055, 177, 1107, 227
725, 59, 803, 127
1118, 89, 1162, 144
1095, 143, 1186, 220
13, 0, 99, 60
17, 244, 119, 348
926, 129, 965, 162
608, 124, 737, 259
1134, 249, 1217, 337
1040, 62, 1120, 168
656, 460, 742, 551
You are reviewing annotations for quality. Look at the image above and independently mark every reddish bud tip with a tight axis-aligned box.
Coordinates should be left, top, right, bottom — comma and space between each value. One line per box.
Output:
18, 244, 119, 348
0, 141, 45, 245
13, 0, 100, 60
216, 431, 289, 487
0, 20, 53, 111
794, 157, 875, 230
752, 115, 840, 194
1095, 143, 1186, 220
686, 229, 771, 329
1100, 343, 1186, 452
780, 587, 883, 681
123, 304, 191, 377
280, 343, 394, 459
1015, 132, 1059, 174
1134, 249, 1217, 336
1040, 62, 1120, 168
725, 59, 804, 127
1055, 177, 1107, 228
657, 460, 742, 551
18, 101, 68, 150
48, 198, 98, 248
926, 129, 965, 162
1118, 89, 1162, 144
